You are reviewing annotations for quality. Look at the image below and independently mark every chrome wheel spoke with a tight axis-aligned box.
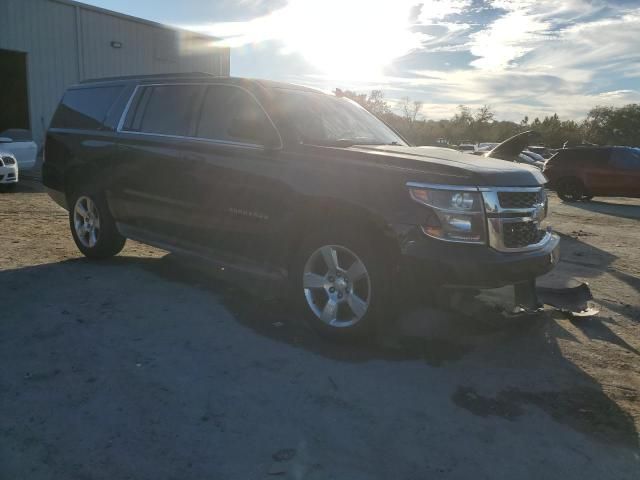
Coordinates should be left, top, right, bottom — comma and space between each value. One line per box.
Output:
75, 202, 88, 217
346, 259, 367, 282
320, 246, 339, 272
89, 228, 98, 247
347, 294, 368, 318
320, 299, 339, 325
303, 273, 326, 289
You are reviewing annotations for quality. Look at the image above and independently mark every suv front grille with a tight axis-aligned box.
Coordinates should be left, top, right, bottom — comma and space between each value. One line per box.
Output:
482, 187, 550, 252
503, 221, 544, 248
498, 191, 543, 208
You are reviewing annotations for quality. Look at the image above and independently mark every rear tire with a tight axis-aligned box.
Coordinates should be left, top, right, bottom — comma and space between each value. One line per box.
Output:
68, 190, 126, 259
556, 177, 584, 202
290, 225, 391, 339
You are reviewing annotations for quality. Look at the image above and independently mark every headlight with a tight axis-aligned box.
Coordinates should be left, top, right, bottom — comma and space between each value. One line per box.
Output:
408, 186, 486, 243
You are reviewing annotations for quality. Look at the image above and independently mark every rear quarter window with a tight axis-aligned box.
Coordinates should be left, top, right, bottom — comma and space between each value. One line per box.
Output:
51, 86, 124, 130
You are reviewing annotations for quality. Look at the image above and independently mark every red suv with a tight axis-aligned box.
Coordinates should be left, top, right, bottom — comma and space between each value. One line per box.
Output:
543, 146, 640, 201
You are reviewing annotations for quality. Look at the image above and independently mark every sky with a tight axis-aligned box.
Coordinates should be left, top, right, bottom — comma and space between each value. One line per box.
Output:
82, 0, 640, 121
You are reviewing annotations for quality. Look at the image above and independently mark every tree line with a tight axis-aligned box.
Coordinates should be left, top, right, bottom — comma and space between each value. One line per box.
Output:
334, 88, 640, 148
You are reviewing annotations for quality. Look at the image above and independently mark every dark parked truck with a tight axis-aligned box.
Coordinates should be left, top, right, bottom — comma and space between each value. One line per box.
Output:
43, 74, 562, 337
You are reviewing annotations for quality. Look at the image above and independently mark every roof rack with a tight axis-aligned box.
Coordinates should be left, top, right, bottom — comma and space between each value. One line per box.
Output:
80, 72, 225, 84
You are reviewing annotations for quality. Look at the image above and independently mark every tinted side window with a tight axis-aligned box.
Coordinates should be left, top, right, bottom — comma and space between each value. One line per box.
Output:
51, 86, 123, 130
127, 85, 203, 136
196, 85, 273, 144
610, 148, 640, 170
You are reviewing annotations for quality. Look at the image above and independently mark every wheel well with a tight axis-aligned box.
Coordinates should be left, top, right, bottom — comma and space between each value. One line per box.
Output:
286, 199, 401, 269
556, 175, 584, 187
64, 166, 100, 200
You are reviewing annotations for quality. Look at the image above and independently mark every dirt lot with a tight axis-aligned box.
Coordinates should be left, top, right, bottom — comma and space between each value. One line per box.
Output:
1, 181, 639, 479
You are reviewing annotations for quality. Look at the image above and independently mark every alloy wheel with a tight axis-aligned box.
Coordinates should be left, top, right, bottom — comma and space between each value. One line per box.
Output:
73, 196, 101, 248
302, 244, 371, 328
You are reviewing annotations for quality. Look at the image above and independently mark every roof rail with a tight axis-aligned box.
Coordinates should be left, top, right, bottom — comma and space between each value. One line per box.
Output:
80, 72, 226, 84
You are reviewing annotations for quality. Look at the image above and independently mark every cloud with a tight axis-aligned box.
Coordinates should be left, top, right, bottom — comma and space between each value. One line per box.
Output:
183, 0, 474, 80
181, 0, 640, 120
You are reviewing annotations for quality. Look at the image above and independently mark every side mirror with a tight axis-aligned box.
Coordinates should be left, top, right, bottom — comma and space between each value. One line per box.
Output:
0, 137, 13, 143
227, 117, 281, 150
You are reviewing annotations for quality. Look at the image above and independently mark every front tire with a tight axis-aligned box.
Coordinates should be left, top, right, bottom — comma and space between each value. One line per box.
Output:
556, 177, 584, 202
69, 191, 126, 259
291, 226, 390, 338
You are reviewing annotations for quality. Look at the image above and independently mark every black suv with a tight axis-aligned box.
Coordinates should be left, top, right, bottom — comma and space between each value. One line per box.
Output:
43, 74, 559, 337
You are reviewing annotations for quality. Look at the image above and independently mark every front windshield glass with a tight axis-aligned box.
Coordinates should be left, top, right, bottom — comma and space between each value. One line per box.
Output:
272, 89, 406, 147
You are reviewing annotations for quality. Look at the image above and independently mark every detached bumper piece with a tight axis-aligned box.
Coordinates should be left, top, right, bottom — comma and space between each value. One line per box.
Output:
513, 278, 598, 317
537, 282, 599, 317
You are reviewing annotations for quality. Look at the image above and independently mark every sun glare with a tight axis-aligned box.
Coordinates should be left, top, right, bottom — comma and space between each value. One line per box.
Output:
193, 0, 470, 81
274, 0, 422, 79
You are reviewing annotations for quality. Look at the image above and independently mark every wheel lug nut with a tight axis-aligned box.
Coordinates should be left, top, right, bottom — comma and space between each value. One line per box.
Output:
329, 287, 336, 293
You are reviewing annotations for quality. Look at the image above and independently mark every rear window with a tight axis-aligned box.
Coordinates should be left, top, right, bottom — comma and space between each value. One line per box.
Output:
51, 86, 123, 130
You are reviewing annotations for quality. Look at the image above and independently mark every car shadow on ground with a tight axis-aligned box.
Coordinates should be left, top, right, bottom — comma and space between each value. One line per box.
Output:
563, 199, 640, 220
1, 254, 637, 450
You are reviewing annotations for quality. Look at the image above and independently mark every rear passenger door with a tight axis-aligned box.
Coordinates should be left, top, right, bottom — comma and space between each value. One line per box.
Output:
109, 84, 205, 237
580, 149, 611, 195
608, 148, 640, 197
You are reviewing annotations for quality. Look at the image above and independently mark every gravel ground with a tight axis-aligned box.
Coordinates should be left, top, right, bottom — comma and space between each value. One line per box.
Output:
1, 181, 639, 479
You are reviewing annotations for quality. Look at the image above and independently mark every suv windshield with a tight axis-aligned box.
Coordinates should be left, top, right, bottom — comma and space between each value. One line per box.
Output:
272, 90, 406, 147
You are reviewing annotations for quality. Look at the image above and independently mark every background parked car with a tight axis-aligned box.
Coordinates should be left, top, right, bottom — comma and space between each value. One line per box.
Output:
543, 146, 640, 201
0, 151, 18, 191
527, 145, 553, 159
518, 152, 545, 170
0, 129, 37, 171
457, 143, 476, 153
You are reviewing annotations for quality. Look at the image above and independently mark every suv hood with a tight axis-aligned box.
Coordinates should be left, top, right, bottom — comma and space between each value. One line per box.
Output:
348, 145, 547, 187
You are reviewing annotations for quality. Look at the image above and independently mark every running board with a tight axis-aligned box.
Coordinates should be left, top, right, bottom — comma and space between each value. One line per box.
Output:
117, 223, 288, 298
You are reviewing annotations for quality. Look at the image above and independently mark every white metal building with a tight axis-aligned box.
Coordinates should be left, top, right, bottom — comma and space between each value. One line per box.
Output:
0, 0, 230, 146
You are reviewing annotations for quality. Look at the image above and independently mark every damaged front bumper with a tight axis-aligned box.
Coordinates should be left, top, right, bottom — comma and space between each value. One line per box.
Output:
400, 230, 598, 317
400, 230, 561, 289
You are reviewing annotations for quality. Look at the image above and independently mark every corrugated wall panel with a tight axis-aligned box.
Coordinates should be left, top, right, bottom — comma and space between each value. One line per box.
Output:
0, 0, 229, 146
0, 0, 79, 145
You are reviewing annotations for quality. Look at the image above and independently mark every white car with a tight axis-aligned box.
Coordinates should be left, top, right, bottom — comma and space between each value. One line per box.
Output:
0, 129, 37, 171
458, 143, 476, 153
0, 152, 18, 191
523, 149, 546, 163
518, 152, 545, 170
